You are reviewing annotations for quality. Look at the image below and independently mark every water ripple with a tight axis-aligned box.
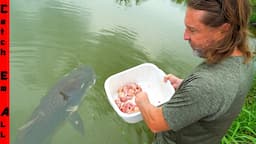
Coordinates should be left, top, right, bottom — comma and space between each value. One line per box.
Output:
11, 43, 39, 68
46, 0, 91, 17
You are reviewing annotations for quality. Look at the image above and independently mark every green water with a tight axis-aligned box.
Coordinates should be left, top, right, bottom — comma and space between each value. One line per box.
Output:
11, 0, 201, 143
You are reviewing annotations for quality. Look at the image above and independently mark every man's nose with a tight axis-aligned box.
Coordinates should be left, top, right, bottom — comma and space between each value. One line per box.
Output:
184, 29, 190, 40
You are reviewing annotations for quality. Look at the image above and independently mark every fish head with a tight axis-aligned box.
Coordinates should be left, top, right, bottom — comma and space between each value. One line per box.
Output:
60, 65, 96, 105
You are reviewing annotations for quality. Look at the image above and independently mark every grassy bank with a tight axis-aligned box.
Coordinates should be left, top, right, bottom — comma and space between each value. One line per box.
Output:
250, 0, 256, 24
222, 75, 256, 144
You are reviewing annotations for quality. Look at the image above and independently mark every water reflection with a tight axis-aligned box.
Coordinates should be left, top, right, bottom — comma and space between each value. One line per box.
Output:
170, 0, 186, 4
116, 0, 148, 6
115, 0, 186, 6
114, 0, 256, 35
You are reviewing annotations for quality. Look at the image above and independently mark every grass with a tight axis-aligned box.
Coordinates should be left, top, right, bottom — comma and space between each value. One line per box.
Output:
222, 75, 256, 144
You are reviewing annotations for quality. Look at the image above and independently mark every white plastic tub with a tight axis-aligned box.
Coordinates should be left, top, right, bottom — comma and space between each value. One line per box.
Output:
104, 63, 175, 123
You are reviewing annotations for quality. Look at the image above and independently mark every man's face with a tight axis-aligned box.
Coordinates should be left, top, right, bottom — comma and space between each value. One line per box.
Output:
184, 7, 223, 56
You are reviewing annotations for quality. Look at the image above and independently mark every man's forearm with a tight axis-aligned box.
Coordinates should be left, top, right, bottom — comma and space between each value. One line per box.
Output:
136, 99, 170, 133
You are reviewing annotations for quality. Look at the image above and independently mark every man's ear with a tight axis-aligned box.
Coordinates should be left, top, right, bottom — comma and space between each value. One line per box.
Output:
220, 23, 230, 33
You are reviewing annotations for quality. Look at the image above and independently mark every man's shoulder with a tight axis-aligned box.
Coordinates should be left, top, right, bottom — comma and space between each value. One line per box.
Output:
193, 59, 242, 83
182, 64, 239, 99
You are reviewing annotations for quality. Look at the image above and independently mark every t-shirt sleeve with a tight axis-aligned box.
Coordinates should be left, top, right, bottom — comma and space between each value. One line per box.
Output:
162, 73, 222, 131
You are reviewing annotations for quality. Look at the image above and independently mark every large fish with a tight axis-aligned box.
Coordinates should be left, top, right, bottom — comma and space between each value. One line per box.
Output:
14, 65, 96, 144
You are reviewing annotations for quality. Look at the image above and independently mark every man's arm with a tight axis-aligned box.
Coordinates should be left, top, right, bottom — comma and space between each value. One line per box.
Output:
135, 74, 183, 132
135, 92, 170, 133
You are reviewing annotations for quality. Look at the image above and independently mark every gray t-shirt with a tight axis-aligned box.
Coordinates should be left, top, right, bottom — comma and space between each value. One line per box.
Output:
153, 57, 254, 144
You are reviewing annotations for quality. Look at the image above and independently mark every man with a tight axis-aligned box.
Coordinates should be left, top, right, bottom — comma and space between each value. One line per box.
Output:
135, 0, 254, 144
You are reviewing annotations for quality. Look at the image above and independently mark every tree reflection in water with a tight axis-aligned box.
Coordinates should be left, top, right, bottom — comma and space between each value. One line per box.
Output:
115, 0, 186, 6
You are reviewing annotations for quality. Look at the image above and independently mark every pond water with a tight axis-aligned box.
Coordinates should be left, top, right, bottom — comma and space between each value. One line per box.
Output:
11, 0, 205, 143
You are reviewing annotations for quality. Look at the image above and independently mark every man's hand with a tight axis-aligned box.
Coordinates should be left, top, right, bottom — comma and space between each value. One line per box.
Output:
135, 91, 150, 106
164, 74, 183, 90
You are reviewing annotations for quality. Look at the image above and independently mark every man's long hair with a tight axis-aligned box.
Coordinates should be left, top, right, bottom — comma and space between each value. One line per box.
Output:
187, 0, 253, 64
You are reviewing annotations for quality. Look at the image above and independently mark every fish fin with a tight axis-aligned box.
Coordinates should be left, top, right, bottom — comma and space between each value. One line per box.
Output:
66, 105, 78, 112
59, 91, 70, 101
68, 112, 85, 135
